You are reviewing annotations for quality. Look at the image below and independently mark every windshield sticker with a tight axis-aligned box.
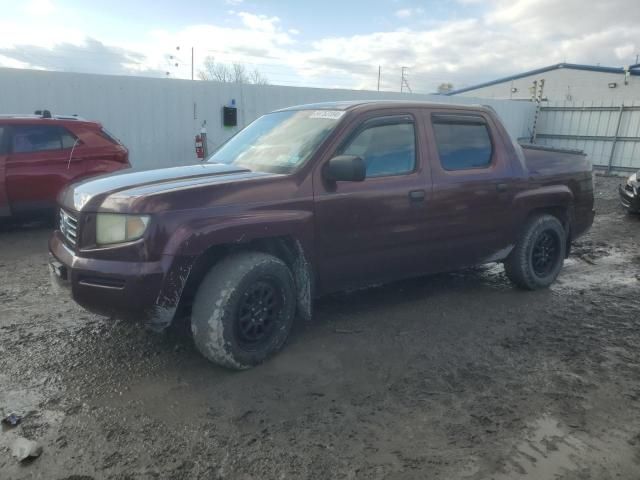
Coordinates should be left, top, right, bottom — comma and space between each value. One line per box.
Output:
309, 110, 345, 120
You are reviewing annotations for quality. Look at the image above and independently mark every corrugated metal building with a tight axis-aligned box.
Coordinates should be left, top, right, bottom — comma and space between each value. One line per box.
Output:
449, 63, 640, 103
0, 67, 536, 170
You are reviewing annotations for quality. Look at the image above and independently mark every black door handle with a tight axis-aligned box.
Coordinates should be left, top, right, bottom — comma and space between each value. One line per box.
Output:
409, 189, 425, 201
496, 183, 508, 192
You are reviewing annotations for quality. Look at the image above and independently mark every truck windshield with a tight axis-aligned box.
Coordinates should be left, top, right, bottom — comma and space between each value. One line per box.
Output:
208, 110, 344, 174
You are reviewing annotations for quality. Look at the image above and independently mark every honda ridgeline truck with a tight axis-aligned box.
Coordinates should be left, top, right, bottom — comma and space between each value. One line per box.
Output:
49, 101, 595, 369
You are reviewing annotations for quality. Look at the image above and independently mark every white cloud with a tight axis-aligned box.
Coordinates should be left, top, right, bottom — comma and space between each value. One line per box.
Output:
294, 0, 640, 91
615, 44, 636, 61
23, 0, 55, 16
0, 21, 85, 49
0, 54, 30, 69
0, 38, 164, 77
237, 12, 280, 33
2, 0, 640, 93
225, 0, 244, 4
394, 8, 424, 18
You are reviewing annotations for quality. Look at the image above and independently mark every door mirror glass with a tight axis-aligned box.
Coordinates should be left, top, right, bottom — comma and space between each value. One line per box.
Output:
324, 155, 366, 182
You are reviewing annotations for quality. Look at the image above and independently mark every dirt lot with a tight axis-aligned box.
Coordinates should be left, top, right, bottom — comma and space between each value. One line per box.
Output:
0, 175, 639, 479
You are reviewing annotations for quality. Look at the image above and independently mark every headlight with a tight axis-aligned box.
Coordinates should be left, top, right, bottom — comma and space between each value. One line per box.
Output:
96, 214, 150, 245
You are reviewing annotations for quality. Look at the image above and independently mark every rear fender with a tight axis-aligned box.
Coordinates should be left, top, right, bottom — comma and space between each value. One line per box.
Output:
513, 184, 574, 255
513, 185, 573, 220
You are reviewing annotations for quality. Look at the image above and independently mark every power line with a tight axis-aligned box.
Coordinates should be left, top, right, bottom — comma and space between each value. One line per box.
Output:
3, 45, 465, 93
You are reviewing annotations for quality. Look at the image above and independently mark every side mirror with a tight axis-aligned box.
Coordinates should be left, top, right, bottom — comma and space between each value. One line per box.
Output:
324, 155, 366, 182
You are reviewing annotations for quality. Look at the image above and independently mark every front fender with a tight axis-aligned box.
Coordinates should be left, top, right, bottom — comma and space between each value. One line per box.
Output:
162, 209, 314, 257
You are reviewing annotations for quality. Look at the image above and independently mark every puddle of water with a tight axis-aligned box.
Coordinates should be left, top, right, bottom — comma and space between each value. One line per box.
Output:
553, 251, 638, 293
489, 415, 586, 479
0, 375, 45, 417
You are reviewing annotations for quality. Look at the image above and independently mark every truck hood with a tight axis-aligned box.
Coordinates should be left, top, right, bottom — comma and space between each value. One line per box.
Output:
60, 163, 274, 212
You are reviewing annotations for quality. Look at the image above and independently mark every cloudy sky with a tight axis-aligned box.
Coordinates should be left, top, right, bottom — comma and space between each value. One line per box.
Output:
1, 0, 639, 93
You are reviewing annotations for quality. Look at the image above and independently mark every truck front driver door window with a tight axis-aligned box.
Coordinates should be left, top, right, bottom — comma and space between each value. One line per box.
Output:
342, 123, 416, 177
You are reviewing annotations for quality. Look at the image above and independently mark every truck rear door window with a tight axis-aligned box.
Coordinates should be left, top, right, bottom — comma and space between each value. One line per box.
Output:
432, 116, 493, 171
342, 122, 416, 178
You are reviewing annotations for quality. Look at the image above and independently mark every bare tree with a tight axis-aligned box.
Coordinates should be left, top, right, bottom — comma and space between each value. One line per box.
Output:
198, 57, 232, 82
198, 56, 269, 85
232, 63, 247, 83
248, 68, 269, 85
437, 82, 454, 94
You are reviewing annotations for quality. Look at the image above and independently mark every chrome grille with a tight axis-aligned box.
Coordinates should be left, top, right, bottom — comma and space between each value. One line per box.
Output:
59, 209, 79, 246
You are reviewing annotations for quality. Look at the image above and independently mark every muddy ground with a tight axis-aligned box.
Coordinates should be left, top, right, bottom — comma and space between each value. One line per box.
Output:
0, 175, 639, 479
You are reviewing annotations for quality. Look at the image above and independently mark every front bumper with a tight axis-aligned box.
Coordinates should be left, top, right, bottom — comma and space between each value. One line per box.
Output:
619, 184, 640, 212
48, 231, 193, 330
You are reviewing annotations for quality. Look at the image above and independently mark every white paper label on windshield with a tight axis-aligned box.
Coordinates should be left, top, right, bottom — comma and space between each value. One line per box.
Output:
309, 110, 345, 120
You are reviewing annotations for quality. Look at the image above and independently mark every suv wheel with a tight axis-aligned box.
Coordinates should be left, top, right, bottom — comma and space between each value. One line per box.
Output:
191, 252, 296, 369
504, 214, 566, 290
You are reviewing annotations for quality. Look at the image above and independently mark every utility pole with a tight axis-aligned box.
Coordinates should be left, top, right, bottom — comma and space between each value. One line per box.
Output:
400, 67, 412, 93
377, 65, 381, 91
166, 45, 194, 80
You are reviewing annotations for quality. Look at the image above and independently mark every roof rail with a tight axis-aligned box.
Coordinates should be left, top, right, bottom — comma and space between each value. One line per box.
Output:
0, 111, 87, 121
34, 109, 52, 119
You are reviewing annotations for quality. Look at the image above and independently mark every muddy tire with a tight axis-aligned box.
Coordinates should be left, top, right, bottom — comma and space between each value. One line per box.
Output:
191, 252, 296, 370
504, 214, 566, 290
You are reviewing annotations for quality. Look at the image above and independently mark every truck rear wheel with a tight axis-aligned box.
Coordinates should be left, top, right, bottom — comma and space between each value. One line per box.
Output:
504, 214, 566, 290
191, 252, 296, 369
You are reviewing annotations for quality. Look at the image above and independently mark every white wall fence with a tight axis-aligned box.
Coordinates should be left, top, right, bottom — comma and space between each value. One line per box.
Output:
0, 68, 536, 170
535, 101, 640, 172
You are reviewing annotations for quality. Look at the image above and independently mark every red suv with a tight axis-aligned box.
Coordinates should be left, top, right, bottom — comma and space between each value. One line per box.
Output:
0, 110, 130, 218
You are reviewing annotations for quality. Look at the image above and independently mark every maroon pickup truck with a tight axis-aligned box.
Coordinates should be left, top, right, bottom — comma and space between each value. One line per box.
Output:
49, 101, 595, 369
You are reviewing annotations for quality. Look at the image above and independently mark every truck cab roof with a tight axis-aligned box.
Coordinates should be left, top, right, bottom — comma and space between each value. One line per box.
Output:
277, 100, 491, 113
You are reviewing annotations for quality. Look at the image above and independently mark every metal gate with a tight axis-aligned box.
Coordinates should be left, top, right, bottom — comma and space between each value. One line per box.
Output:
535, 101, 640, 172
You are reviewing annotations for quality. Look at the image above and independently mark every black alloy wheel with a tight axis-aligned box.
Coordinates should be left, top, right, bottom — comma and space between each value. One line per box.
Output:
531, 230, 561, 277
235, 280, 282, 349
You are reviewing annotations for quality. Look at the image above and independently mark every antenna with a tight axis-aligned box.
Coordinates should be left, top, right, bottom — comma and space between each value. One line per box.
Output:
400, 67, 412, 93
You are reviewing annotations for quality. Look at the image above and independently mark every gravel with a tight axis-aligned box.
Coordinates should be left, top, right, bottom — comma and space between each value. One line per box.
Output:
0, 175, 639, 479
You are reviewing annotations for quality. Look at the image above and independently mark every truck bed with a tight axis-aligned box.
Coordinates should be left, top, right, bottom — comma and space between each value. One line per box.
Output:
520, 143, 591, 178
519, 143, 594, 238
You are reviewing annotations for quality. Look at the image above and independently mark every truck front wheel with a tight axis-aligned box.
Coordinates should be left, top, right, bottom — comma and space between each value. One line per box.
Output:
504, 214, 566, 290
191, 252, 296, 369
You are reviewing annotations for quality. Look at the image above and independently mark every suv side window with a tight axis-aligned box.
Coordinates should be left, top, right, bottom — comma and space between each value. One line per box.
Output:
342, 120, 416, 178
61, 129, 78, 148
0, 127, 5, 154
11, 125, 77, 153
432, 115, 493, 171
